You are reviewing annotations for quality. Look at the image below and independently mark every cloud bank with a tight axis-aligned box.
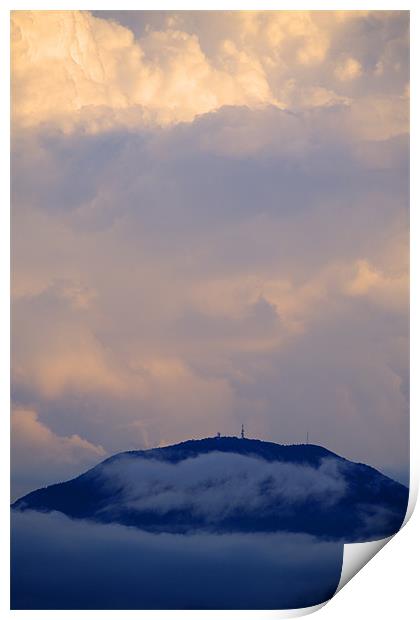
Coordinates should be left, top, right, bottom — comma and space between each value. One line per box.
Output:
11, 510, 343, 609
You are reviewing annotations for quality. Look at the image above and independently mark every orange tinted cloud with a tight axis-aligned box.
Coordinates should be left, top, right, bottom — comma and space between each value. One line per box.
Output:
12, 10, 408, 136
10, 10, 409, 489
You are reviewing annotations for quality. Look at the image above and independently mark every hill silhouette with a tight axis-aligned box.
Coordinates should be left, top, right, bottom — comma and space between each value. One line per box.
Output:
12, 437, 408, 542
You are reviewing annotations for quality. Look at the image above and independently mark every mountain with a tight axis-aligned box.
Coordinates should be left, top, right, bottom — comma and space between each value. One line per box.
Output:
12, 437, 408, 542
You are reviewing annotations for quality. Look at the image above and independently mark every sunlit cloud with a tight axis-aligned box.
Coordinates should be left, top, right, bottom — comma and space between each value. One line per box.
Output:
11, 10, 409, 494
11, 407, 106, 499
334, 57, 362, 81
12, 10, 408, 135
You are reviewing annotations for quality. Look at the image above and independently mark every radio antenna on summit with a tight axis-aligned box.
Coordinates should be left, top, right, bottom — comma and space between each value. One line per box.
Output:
241, 424, 245, 439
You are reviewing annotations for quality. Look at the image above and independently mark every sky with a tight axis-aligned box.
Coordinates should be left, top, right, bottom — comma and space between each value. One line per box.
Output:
11, 10, 409, 498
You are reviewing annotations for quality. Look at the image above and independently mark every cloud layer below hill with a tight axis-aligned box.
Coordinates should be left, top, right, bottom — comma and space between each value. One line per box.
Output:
11, 510, 343, 609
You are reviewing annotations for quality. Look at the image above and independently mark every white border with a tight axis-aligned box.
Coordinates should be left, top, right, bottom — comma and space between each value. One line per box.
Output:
2, 2, 417, 618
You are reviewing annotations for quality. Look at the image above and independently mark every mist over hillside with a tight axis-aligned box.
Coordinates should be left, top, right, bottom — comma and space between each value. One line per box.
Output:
13, 437, 408, 542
